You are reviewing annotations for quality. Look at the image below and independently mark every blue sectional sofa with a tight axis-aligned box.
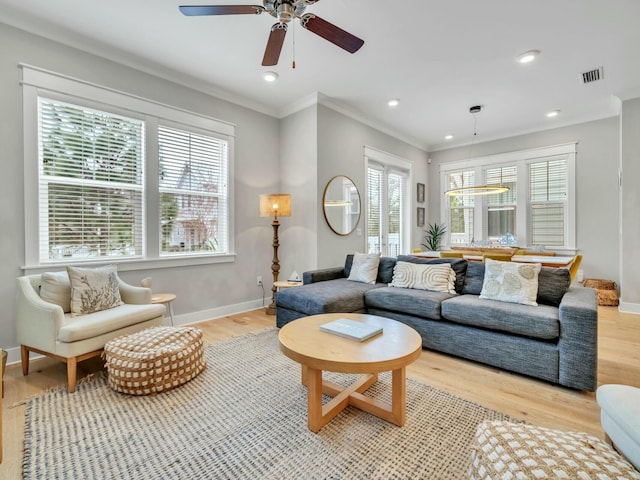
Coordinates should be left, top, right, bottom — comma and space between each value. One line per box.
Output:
276, 254, 598, 391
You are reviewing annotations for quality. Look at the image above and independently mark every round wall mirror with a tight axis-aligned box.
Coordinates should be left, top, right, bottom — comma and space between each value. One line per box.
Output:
322, 175, 361, 236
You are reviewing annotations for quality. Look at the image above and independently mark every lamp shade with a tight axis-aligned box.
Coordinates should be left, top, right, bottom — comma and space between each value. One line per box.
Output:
260, 194, 291, 218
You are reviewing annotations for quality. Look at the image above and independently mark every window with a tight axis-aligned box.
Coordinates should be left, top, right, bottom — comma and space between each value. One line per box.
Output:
440, 144, 576, 249
38, 98, 145, 262
158, 126, 228, 255
365, 147, 410, 256
23, 65, 235, 269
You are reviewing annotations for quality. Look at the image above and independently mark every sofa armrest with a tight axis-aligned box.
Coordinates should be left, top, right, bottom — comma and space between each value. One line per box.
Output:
118, 278, 152, 305
303, 267, 345, 284
16, 277, 66, 353
558, 286, 598, 391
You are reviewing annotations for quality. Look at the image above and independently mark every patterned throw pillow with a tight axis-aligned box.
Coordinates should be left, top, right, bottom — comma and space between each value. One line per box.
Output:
40, 271, 72, 313
479, 259, 541, 306
67, 265, 124, 316
390, 261, 456, 294
347, 253, 381, 284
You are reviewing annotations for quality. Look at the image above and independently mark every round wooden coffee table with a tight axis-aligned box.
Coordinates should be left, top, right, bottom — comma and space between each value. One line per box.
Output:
279, 313, 422, 432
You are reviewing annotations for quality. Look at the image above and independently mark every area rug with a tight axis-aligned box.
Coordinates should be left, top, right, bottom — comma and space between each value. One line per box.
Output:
24, 329, 517, 480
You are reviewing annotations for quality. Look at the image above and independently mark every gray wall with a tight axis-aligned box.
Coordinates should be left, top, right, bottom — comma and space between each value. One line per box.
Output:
620, 97, 640, 309
316, 105, 428, 268
0, 23, 281, 353
427, 117, 620, 285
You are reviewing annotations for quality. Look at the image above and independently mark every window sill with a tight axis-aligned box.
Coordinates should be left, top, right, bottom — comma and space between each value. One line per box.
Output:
21, 253, 237, 275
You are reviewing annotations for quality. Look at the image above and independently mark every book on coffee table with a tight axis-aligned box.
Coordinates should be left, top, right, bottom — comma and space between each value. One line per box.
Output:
320, 318, 383, 342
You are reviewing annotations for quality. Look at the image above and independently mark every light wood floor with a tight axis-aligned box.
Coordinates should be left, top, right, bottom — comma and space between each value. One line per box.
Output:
1, 306, 638, 477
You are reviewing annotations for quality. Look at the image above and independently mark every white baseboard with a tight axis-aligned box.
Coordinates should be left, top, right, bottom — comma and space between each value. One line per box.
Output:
618, 302, 640, 315
3, 298, 267, 366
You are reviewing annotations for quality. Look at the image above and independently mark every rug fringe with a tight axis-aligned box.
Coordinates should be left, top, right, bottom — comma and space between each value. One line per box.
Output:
10, 371, 106, 408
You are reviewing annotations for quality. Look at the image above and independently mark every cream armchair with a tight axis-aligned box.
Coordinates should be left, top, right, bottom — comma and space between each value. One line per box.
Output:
17, 273, 166, 393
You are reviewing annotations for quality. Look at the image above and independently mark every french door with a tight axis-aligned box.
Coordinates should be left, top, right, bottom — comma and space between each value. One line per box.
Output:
367, 162, 407, 256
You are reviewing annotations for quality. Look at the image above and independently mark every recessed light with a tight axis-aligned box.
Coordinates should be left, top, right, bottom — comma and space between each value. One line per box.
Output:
517, 50, 540, 64
546, 109, 561, 118
387, 98, 400, 107
263, 71, 278, 82
444, 134, 454, 140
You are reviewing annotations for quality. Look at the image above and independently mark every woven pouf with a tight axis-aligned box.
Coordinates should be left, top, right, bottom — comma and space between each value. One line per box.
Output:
104, 326, 206, 395
469, 420, 640, 480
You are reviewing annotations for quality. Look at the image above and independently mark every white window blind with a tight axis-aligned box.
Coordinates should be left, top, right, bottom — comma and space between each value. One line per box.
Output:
158, 126, 229, 255
38, 97, 144, 262
486, 165, 517, 240
387, 170, 405, 257
367, 165, 383, 254
529, 158, 567, 246
447, 171, 475, 245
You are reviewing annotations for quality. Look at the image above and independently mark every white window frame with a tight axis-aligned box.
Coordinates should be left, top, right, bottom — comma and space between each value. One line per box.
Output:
21, 64, 236, 273
439, 143, 577, 251
364, 146, 411, 256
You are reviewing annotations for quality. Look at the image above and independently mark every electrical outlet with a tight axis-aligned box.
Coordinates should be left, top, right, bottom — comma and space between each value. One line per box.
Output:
256, 275, 263, 286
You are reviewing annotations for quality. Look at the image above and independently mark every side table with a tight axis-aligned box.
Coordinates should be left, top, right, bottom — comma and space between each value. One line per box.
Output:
151, 293, 177, 326
267, 281, 303, 316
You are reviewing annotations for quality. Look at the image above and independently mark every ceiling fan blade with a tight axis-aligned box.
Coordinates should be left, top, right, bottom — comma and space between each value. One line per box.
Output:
262, 23, 287, 66
300, 13, 364, 54
179, 5, 265, 16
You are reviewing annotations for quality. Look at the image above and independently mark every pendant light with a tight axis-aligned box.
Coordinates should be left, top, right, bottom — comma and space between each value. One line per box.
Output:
445, 106, 510, 197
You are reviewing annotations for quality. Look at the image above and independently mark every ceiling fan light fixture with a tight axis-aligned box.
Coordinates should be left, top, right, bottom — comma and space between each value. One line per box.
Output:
517, 50, 540, 64
263, 71, 279, 82
388, 98, 400, 107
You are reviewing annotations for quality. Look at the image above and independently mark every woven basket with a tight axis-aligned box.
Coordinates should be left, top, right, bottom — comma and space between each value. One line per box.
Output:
582, 278, 619, 306
104, 326, 206, 395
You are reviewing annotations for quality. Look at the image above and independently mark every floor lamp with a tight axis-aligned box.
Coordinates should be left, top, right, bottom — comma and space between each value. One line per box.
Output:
260, 194, 291, 315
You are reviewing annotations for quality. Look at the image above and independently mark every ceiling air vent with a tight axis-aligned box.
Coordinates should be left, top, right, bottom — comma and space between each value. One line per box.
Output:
581, 67, 604, 84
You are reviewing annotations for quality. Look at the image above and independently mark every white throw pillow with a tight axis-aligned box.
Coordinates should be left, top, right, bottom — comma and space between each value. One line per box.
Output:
348, 253, 381, 284
479, 259, 541, 306
40, 271, 72, 313
67, 265, 124, 316
390, 261, 456, 294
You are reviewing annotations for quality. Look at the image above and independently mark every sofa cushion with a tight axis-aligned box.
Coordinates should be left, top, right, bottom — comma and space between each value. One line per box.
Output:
345, 254, 396, 284
480, 259, 541, 306
276, 278, 384, 315
390, 261, 456, 294
67, 265, 124, 316
58, 303, 166, 343
397, 255, 468, 293
441, 294, 559, 340
365, 286, 456, 321
463, 262, 571, 307
347, 253, 380, 284
40, 271, 72, 313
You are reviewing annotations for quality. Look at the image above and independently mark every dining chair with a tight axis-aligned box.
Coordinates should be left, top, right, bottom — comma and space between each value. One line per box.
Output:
482, 254, 513, 262
568, 254, 583, 283
439, 251, 464, 258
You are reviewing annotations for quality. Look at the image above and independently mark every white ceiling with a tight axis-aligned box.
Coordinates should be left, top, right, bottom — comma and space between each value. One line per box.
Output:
2, 0, 639, 151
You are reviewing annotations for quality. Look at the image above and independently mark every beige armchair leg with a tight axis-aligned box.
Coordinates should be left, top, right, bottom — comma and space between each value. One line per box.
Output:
21, 345, 29, 376
67, 358, 77, 394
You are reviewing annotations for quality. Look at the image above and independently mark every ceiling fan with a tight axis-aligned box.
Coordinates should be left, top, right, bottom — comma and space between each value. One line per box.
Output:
179, 1, 365, 66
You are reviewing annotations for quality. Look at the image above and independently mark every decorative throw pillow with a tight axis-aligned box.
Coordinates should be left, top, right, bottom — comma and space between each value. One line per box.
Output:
40, 271, 72, 313
390, 261, 456, 294
67, 265, 123, 316
479, 259, 541, 306
347, 253, 381, 284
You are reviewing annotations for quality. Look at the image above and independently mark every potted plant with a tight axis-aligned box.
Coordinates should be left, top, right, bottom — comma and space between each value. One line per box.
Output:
422, 222, 447, 251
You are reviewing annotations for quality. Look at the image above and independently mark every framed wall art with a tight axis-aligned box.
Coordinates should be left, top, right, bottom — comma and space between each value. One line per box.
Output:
417, 207, 425, 227
417, 183, 425, 203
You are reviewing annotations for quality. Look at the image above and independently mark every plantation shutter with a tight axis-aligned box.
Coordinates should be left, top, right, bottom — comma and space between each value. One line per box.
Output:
38, 97, 144, 262
367, 165, 383, 254
485, 165, 517, 240
447, 170, 475, 245
529, 158, 567, 246
158, 125, 229, 255
387, 170, 405, 257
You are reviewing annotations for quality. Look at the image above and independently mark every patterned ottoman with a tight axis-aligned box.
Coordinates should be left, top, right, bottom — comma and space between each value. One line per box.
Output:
469, 421, 640, 480
104, 326, 206, 395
